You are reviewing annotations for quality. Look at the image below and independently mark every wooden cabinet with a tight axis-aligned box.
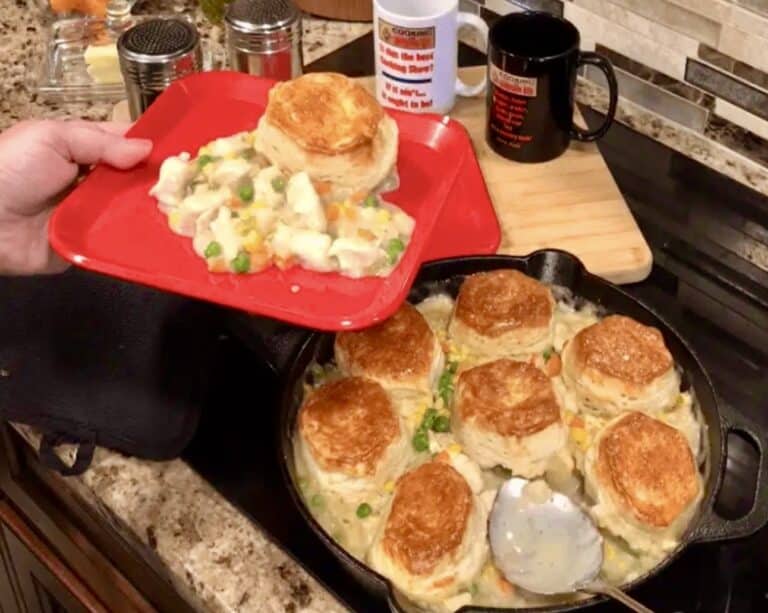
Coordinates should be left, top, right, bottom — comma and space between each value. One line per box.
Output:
0, 500, 105, 613
0, 425, 194, 613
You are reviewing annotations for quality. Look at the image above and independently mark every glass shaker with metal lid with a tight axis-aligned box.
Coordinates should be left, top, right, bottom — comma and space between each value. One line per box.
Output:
117, 18, 203, 120
224, 0, 303, 80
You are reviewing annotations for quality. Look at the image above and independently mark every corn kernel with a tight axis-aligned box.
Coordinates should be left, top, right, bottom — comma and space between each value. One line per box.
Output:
383, 480, 395, 493
245, 132, 255, 145
168, 211, 181, 229
570, 427, 589, 451
376, 210, 391, 224
604, 542, 615, 561
447, 443, 462, 457
224, 151, 237, 159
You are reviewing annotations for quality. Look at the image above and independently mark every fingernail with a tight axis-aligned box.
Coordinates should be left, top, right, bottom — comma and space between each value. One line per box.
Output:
128, 138, 153, 156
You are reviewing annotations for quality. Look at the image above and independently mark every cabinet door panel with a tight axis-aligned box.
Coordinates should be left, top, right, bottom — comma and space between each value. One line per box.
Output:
0, 501, 106, 613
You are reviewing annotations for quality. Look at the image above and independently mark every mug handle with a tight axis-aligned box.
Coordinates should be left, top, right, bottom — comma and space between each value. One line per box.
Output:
572, 52, 618, 142
455, 12, 489, 97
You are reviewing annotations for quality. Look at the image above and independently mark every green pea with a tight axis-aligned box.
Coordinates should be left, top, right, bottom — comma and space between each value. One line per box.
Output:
433, 415, 451, 433
310, 364, 326, 383
386, 238, 405, 264
204, 241, 222, 258
238, 182, 254, 203
542, 347, 553, 361
297, 478, 308, 491
310, 494, 324, 508
421, 408, 438, 430
271, 176, 286, 193
412, 430, 429, 452
231, 252, 251, 274
356, 503, 372, 519
447, 361, 459, 374
197, 154, 214, 168
363, 194, 378, 208
470, 583, 479, 597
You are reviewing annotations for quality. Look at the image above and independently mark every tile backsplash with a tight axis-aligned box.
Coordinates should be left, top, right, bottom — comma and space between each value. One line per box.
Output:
464, 0, 768, 175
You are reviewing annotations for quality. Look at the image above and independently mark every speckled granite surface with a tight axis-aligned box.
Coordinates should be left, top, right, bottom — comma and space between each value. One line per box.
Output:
12, 423, 349, 613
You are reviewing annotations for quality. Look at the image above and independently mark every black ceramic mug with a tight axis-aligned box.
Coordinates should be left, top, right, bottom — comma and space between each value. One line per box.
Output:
486, 11, 618, 163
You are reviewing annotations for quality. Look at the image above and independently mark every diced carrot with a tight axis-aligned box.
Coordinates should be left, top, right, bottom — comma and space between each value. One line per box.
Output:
432, 576, 454, 589
571, 415, 585, 429
357, 229, 376, 241
546, 353, 562, 377
249, 251, 272, 272
228, 197, 242, 209
276, 256, 296, 270
326, 203, 340, 221
313, 181, 332, 195
497, 576, 515, 595
344, 206, 358, 220
434, 451, 450, 464
209, 260, 228, 273
349, 190, 368, 204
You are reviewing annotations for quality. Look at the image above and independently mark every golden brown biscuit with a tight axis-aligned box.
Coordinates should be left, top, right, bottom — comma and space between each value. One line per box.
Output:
597, 412, 698, 527
560, 315, 680, 416
449, 270, 555, 358
383, 462, 472, 575
584, 411, 702, 554
453, 360, 567, 476
255, 73, 399, 200
572, 315, 673, 387
335, 303, 443, 407
298, 377, 400, 477
457, 360, 559, 436
265, 73, 383, 155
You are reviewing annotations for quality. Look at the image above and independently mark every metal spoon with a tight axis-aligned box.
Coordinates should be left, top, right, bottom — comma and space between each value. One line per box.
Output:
488, 478, 654, 613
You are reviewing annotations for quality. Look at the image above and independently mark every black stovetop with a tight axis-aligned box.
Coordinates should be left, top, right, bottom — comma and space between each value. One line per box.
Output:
181, 36, 768, 613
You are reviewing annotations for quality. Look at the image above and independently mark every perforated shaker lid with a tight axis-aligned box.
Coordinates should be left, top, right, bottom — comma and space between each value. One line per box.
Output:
225, 0, 301, 33
117, 18, 199, 63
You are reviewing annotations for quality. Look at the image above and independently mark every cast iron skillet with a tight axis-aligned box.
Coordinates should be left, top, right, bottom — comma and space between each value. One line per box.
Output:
233, 250, 768, 612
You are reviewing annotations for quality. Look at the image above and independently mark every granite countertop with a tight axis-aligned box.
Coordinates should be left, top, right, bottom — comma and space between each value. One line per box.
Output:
0, 2, 766, 613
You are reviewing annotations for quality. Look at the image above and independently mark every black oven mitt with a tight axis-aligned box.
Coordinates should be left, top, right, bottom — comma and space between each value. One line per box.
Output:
0, 268, 221, 475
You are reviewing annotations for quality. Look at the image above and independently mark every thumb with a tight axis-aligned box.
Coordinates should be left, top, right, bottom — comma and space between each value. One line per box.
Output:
52, 122, 153, 169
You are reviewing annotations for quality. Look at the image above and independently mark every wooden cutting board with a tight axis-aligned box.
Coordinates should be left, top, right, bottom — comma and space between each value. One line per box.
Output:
112, 67, 651, 283
357, 67, 653, 284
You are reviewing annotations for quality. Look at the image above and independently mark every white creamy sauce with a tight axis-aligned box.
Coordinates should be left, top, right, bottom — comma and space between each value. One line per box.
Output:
293, 287, 707, 611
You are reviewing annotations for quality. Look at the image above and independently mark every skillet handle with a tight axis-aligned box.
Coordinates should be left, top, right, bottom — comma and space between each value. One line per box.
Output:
225, 310, 309, 377
690, 402, 768, 543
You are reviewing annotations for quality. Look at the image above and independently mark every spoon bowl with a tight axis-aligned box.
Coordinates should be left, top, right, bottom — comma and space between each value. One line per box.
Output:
488, 478, 654, 613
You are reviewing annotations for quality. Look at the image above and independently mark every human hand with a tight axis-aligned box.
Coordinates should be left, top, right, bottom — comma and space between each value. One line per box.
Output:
0, 120, 152, 275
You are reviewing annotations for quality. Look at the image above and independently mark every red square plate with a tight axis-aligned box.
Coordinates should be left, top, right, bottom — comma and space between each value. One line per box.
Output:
50, 71, 499, 331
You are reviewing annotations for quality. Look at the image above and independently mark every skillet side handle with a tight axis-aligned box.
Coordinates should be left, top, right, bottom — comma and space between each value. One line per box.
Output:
690, 404, 768, 543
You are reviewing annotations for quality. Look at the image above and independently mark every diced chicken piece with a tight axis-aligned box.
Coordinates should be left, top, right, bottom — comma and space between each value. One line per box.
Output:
191, 208, 218, 259
205, 133, 251, 158
252, 166, 285, 209
450, 453, 484, 494
392, 209, 415, 236
285, 172, 326, 232
251, 207, 277, 235
209, 208, 243, 262
328, 237, 382, 277
272, 224, 334, 272
209, 158, 251, 187
149, 153, 193, 208
444, 593, 472, 612
181, 186, 230, 213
